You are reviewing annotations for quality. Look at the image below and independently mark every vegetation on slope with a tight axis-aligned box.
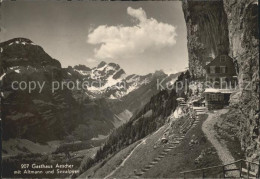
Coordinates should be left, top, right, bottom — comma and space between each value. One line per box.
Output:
74, 70, 192, 177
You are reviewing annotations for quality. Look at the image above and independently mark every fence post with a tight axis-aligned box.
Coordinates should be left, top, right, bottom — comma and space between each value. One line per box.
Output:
183, 172, 185, 179
247, 162, 249, 179
240, 160, 242, 178
256, 163, 260, 178
202, 169, 205, 179
223, 166, 225, 178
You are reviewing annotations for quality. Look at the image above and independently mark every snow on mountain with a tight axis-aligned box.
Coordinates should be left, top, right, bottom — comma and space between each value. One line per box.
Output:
66, 61, 181, 100
1, 38, 121, 143
7, 38, 35, 46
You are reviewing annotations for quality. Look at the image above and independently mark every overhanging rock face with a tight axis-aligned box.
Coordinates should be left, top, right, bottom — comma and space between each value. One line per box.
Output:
182, 0, 259, 163
223, 0, 259, 163
182, 0, 229, 78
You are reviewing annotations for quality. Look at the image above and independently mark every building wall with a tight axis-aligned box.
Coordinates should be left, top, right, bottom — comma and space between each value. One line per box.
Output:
205, 54, 237, 88
205, 93, 230, 110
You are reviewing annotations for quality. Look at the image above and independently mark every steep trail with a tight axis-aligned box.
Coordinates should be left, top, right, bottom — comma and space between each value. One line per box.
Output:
202, 109, 239, 177
104, 126, 165, 179
133, 106, 208, 178
103, 139, 146, 179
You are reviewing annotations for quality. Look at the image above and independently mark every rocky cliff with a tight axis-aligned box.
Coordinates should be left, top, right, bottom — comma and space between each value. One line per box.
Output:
223, 0, 259, 163
183, 0, 259, 163
182, 0, 229, 78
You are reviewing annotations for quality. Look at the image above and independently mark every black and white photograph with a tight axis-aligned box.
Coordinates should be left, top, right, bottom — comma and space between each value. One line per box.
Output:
0, 0, 259, 178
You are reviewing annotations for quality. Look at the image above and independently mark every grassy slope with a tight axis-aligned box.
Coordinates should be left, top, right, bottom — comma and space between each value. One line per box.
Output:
79, 125, 167, 178
214, 108, 245, 161
78, 140, 141, 178
2, 139, 58, 157
80, 114, 223, 178
144, 114, 222, 178
108, 125, 168, 178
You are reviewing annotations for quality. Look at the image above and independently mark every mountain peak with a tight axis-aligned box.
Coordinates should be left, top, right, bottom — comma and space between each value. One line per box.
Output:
0, 37, 61, 68
153, 70, 166, 77
0, 37, 34, 47
74, 64, 91, 71
12, 37, 33, 43
97, 61, 107, 68
107, 63, 121, 70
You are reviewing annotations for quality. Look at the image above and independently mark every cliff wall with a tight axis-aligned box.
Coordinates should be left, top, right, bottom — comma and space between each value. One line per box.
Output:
183, 0, 259, 163
223, 0, 259, 163
182, 0, 229, 78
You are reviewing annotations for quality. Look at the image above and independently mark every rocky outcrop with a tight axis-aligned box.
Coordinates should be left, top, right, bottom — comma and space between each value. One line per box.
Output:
182, 0, 229, 78
0, 38, 61, 68
223, 0, 259, 163
182, 0, 259, 163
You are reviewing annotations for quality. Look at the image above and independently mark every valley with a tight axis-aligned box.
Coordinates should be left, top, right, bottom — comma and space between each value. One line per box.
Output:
0, 0, 259, 178
0, 38, 182, 178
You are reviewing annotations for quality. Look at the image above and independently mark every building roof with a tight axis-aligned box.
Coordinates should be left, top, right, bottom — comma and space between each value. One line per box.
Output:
176, 97, 185, 101
204, 88, 237, 94
204, 54, 234, 68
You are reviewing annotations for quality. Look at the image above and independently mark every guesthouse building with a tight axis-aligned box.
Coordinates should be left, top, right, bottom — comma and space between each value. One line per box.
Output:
203, 54, 237, 110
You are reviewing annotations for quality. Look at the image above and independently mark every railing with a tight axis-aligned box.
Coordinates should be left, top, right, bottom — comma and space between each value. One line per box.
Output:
180, 159, 259, 178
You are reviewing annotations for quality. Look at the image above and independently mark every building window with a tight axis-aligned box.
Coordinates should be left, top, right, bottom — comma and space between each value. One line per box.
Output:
209, 94, 212, 100
220, 77, 226, 82
225, 66, 228, 73
216, 66, 220, 73
214, 94, 217, 101
225, 77, 229, 83
220, 66, 226, 73
215, 94, 220, 101
219, 94, 224, 101
220, 55, 226, 62
215, 94, 218, 101
215, 78, 220, 87
210, 66, 215, 74
210, 94, 215, 101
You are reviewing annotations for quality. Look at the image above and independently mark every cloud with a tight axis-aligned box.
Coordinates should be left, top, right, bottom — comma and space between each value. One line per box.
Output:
127, 7, 147, 22
87, 7, 177, 59
86, 58, 97, 63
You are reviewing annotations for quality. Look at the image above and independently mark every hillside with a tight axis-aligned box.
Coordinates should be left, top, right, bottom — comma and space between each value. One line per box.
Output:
78, 103, 224, 178
0, 38, 121, 143
0, 37, 181, 151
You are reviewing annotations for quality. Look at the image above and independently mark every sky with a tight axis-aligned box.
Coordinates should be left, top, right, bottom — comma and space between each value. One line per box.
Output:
1, 0, 189, 75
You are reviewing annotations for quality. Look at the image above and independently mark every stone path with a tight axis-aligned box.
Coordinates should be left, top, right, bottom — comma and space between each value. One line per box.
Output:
202, 109, 240, 177
133, 134, 185, 178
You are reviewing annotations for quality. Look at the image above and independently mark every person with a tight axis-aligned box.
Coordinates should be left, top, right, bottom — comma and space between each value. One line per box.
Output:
161, 133, 168, 144
64, 149, 71, 159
